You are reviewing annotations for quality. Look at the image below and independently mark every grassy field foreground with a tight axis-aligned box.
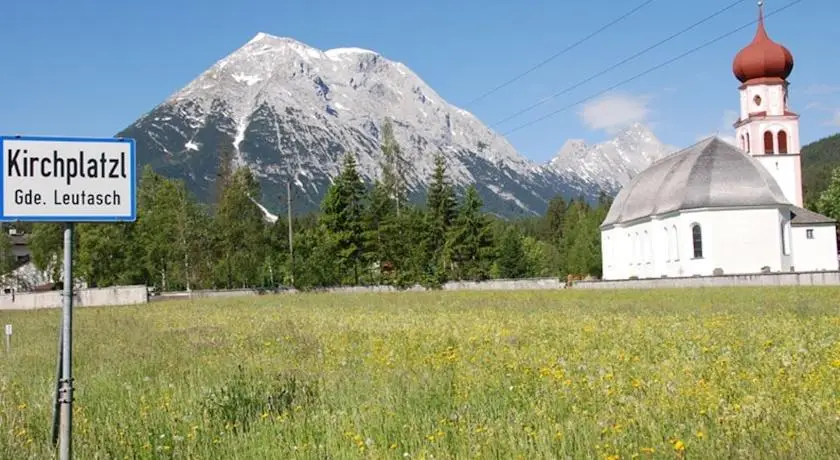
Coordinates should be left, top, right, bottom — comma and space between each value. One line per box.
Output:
2, 287, 840, 459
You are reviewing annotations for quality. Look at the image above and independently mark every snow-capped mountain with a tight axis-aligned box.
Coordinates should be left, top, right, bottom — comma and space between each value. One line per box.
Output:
118, 32, 587, 218
546, 123, 679, 195
117, 33, 672, 218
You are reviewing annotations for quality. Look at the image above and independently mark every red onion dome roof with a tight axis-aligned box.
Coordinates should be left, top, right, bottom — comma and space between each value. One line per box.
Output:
732, 3, 794, 83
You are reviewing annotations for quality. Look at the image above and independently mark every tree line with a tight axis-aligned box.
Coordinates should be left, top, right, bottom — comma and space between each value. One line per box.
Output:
11, 120, 611, 291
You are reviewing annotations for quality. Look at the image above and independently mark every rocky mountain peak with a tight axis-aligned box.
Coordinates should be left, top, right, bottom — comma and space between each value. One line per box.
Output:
119, 34, 582, 218
547, 122, 678, 193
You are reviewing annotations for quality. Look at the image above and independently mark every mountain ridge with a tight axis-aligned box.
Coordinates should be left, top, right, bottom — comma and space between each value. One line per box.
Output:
117, 32, 671, 218
545, 122, 678, 195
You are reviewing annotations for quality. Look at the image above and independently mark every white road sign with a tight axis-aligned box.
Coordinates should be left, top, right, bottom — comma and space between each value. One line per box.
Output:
0, 136, 136, 222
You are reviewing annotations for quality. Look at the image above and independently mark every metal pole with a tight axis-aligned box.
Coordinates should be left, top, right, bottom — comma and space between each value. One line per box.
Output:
51, 323, 63, 446
58, 222, 74, 460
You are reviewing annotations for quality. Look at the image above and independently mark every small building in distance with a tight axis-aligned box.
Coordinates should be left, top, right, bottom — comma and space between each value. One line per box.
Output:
599, 4, 838, 280
8, 227, 32, 265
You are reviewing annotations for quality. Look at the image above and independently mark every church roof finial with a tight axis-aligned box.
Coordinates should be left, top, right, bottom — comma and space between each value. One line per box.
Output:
758, 1, 765, 25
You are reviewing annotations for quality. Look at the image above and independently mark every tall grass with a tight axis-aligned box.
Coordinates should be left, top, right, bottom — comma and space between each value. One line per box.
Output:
2, 287, 840, 458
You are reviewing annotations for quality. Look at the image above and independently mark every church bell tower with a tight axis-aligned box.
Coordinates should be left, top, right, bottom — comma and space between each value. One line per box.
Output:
732, 1, 802, 207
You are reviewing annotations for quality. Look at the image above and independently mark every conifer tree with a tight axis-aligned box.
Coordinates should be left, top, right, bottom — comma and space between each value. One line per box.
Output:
362, 180, 402, 283
448, 185, 494, 281
379, 118, 408, 215
321, 151, 367, 284
540, 195, 567, 243
216, 141, 235, 205
496, 226, 528, 279
423, 152, 458, 279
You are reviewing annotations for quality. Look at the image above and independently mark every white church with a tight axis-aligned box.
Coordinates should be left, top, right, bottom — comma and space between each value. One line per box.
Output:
600, 4, 839, 280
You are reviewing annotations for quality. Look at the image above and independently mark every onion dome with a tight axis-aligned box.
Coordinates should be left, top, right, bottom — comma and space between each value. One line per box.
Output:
732, 2, 794, 83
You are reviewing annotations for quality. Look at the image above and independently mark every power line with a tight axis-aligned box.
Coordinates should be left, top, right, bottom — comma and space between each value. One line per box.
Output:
502, 0, 803, 137
492, 0, 749, 128
464, 0, 658, 108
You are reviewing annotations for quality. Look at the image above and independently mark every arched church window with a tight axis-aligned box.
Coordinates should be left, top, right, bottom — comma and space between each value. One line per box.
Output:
778, 130, 788, 154
664, 226, 670, 262
691, 223, 703, 259
746, 132, 751, 152
740, 135, 745, 151
764, 131, 774, 154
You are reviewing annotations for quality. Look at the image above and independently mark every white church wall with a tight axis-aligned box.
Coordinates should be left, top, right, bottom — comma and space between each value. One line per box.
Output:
754, 150, 802, 208
681, 207, 790, 276
602, 207, 789, 280
602, 218, 671, 280
791, 225, 839, 272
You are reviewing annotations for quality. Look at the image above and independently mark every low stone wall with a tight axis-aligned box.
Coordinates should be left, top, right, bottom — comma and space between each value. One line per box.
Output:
0, 285, 149, 311
574, 271, 840, 289
442, 277, 564, 291
151, 288, 262, 302
153, 277, 568, 300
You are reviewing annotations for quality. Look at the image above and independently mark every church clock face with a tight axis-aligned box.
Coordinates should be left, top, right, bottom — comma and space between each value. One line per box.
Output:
753, 94, 762, 106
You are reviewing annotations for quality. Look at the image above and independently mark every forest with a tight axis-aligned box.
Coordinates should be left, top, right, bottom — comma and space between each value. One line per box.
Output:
3, 125, 839, 292
5, 121, 610, 292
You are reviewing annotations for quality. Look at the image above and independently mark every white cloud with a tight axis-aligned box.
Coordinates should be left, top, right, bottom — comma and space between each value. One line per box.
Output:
830, 111, 840, 128
578, 92, 651, 134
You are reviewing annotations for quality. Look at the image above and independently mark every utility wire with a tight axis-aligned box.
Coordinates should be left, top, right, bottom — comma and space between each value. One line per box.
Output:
464, 0, 657, 107
492, 0, 749, 128
502, 0, 803, 136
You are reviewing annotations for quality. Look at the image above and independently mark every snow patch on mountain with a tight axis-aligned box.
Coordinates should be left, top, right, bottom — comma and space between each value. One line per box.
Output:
250, 197, 279, 223
119, 32, 677, 217
123, 32, 552, 213
546, 122, 679, 194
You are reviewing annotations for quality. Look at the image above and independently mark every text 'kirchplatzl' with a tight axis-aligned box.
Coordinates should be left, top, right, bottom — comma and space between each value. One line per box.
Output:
6, 149, 128, 186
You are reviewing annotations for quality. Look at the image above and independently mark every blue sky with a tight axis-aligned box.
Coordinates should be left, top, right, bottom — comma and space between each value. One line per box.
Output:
1, 0, 837, 164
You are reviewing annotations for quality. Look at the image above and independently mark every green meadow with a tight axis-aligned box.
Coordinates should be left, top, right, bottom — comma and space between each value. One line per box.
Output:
2, 287, 840, 459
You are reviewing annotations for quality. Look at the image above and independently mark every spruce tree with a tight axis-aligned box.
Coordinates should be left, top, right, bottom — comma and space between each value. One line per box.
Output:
540, 195, 567, 243
426, 153, 457, 228
362, 180, 401, 284
423, 152, 458, 279
379, 118, 408, 215
496, 226, 528, 279
321, 151, 367, 285
448, 185, 494, 281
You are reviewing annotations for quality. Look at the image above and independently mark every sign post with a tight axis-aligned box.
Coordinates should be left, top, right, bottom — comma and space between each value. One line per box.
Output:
0, 135, 136, 460
4, 324, 10, 354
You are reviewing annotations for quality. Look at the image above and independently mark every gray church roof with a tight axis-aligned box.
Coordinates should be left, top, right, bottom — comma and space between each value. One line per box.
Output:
601, 137, 790, 227
790, 206, 836, 225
